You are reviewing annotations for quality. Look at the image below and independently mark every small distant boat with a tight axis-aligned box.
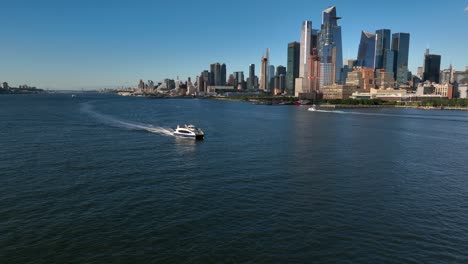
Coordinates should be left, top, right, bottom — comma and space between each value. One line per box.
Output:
173, 124, 204, 139
71, 94, 76, 98
308, 104, 317, 112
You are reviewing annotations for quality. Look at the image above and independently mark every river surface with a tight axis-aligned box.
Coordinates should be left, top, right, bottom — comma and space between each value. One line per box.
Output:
1, 94, 468, 263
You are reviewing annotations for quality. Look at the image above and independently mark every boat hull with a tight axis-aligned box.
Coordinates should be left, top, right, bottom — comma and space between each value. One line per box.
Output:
173, 132, 204, 140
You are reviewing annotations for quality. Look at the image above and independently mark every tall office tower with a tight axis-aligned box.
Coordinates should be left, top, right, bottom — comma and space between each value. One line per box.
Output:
423, 51, 442, 83
311, 29, 319, 49
279, 74, 286, 93
357, 31, 376, 68
296, 20, 312, 96
260, 56, 268, 91
210, 63, 216, 85
299, 21, 312, 78
286, 42, 300, 95
248, 64, 255, 90
234, 71, 244, 88
318, 6, 343, 84
319, 63, 334, 88
221, 63, 227, 86
210, 63, 222, 86
276, 65, 286, 76
268, 65, 276, 91
309, 48, 321, 91
391, 33, 410, 86
196, 75, 203, 93
201, 70, 211, 93
385, 50, 394, 74
266, 48, 271, 90
374, 29, 391, 70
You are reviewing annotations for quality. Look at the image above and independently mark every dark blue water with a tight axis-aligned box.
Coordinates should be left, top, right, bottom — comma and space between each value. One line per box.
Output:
1, 94, 468, 263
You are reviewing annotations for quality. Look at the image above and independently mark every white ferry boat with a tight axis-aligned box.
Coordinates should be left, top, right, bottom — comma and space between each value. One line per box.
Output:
173, 124, 204, 139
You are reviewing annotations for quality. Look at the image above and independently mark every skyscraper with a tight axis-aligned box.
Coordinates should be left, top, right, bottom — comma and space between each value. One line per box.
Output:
357, 31, 376, 68
286, 42, 300, 95
318, 6, 343, 84
391, 33, 410, 86
210, 63, 220, 86
374, 29, 391, 70
248, 64, 255, 90
260, 56, 268, 91
269, 65, 275, 91
221, 63, 227, 86
276, 65, 286, 76
296, 21, 312, 96
423, 52, 442, 83
311, 29, 319, 50
299, 21, 312, 79
309, 48, 321, 91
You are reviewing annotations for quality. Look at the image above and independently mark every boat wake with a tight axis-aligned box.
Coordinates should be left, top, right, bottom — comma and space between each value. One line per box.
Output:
312, 108, 468, 122
80, 102, 174, 136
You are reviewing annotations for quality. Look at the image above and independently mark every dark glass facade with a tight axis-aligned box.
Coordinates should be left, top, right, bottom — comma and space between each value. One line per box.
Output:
391, 33, 410, 84
357, 31, 376, 68
423, 54, 441, 83
286, 42, 300, 95
374, 29, 391, 70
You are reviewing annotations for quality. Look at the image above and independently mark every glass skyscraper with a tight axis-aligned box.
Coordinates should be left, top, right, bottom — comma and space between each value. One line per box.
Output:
286, 42, 300, 95
423, 53, 441, 83
357, 31, 376, 68
318, 6, 343, 84
391, 33, 410, 85
374, 29, 391, 70
248, 64, 255, 90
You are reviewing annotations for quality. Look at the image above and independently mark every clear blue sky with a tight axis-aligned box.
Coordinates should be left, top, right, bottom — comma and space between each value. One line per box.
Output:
1, 0, 467, 89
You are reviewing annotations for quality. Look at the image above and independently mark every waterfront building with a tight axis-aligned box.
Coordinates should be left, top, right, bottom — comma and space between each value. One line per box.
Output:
345, 67, 375, 91
457, 84, 467, 98
423, 51, 441, 83
453, 68, 468, 84
346, 71, 363, 88
286, 42, 300, 95
434, 83, 454, 99
3, 82, 9, 90
357, 31, 376, 68
375, 70, 395, 89
391, 33, 410, 86
318, 6, 343, 84
321, 84, 358, 99
374, 29, 391, 70
260, 56, 268, 91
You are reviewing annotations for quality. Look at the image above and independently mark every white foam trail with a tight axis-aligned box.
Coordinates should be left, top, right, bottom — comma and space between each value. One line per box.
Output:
312, 108, 468, 122
80, 102, 174, 136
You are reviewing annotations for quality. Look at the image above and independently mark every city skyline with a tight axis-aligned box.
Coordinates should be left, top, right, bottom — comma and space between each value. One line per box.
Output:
1, 0, 467, 89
